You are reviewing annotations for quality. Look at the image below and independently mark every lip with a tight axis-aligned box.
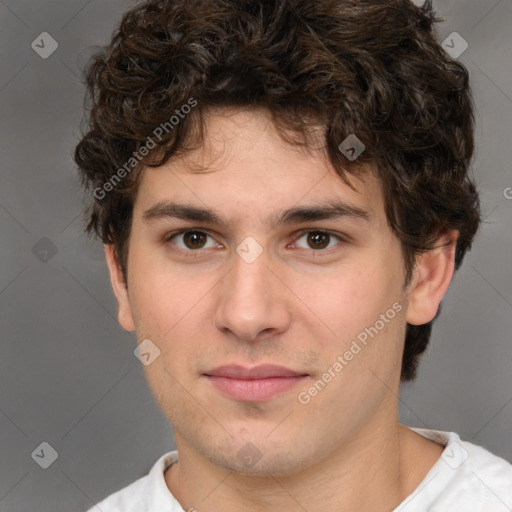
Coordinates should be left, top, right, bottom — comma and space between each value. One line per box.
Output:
203, 364, 308, 402
204, 364, 306, 379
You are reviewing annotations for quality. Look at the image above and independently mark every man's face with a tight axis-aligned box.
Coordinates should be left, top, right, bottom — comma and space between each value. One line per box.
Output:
112, 108, 413, 476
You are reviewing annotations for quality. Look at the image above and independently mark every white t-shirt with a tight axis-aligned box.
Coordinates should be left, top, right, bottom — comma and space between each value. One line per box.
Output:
86, 428, 512, 512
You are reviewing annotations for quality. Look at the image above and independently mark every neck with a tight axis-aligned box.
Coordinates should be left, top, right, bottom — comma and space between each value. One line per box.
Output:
165, 418, 442, 512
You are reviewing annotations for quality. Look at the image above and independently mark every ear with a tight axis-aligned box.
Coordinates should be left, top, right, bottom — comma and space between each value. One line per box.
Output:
405, 230, 459, 326
104, 244, 136, 332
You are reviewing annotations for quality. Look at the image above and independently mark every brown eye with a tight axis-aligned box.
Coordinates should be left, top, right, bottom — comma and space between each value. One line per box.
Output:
166, 230, 217, 252
182, 231, 207, 249
293, 230, 343, 251
307, 231, 331, 250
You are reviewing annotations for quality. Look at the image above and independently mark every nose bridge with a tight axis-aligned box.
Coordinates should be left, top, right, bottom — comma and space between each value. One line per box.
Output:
227, 242, 271, 303
214, 241, 290, 340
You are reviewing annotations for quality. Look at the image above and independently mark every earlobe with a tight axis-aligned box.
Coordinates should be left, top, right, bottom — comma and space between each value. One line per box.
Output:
104, 244, 136, 332
405, 230, 459, 326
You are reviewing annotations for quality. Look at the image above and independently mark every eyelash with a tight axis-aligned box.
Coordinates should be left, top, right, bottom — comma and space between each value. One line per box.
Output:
163, 228, 347, 257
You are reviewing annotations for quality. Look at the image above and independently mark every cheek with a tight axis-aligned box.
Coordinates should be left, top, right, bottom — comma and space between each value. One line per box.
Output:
131, 269, 208, 402
292, 261, 406, 389
292, 263, 394, 337
129, 267, 218, 386
129, 256, 202, 333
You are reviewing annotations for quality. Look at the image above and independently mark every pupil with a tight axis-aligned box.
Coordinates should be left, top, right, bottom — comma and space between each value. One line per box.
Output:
309, 232, 329, 249
185, 232, 205, 249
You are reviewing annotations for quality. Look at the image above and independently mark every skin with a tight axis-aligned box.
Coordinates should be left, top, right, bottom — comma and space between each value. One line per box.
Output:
105, 108, 458, 512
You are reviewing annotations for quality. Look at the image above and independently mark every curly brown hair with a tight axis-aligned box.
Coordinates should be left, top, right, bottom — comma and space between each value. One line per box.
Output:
74, 0, 481, 381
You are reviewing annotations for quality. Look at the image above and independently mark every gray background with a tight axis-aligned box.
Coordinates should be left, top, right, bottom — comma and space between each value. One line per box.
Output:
0, 0, 511, 510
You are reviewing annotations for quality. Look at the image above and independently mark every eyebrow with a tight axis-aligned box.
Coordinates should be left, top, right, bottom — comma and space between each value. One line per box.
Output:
142, 199, 371, 229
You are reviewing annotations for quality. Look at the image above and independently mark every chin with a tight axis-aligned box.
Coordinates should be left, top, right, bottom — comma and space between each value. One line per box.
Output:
198, 436, 314, 477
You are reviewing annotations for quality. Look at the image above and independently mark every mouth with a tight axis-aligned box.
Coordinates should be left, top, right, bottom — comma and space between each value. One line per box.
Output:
203, 364, 309, 402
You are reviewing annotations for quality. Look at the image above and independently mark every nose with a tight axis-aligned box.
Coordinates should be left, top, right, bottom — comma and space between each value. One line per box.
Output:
214, 246, 291, 343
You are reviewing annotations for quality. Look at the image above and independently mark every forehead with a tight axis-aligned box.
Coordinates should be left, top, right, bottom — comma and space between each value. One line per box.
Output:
133, 109, 385, 229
